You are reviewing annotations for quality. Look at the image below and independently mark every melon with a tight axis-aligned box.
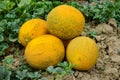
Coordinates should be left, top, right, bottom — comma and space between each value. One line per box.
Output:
19, 18, 48, 46
47, 5, 85, 40
24, 35, 65, 69
66, 36, 99, 70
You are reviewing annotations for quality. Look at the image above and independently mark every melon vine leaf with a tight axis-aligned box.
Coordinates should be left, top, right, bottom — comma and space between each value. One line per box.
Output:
0, 34, 4, 42
0, 43, 9, 56
2, 55, 14, 64
0, 66, 12, 80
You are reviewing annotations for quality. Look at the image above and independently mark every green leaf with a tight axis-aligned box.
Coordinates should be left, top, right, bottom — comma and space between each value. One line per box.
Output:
0, 66, 5, 80
57, 61, 74, 75
0, 43, 9, 56
18, 0, 31, 7
57, 61, 69, 67
5, 13, 16, 19
27, 72, 41, 79
0, 20, 8, 30
34, 72, 41, 78
54, 67, 66, 75
0, 66, 11, 80
27, 72, 34, 78
0, 1, 15, 12
16, 70, 28, 80
53, 1, 62, 7
9, 33, 18, 42
87, 31, 97, 37
41, 77, 47, 80
0, 27, 4, 33
2, 55, 14, 64
67, 1, 80, 8
32, 8, 44, 18
46, 66, 55, 74
100, 65, 106, 71
0, 34, 4, 42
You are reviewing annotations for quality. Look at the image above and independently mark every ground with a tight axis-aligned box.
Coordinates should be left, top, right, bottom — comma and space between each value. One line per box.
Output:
1, 18, 120, 80
37, 19, 120, 80
73, 1, 120, 79
72, 19, 120, 80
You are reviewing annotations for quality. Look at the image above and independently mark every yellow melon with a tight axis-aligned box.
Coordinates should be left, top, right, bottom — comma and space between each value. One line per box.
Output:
66, 36, 99, 70
18, 18, 48, 46
47, 5, 85, 40
24, 35, 65, 69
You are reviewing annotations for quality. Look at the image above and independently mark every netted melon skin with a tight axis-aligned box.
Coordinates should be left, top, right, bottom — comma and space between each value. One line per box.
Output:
47, 5, 85, 40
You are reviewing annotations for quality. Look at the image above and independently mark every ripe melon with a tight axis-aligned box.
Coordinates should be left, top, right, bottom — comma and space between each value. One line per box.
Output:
18, 18, 48, 46
47, 5, 85, 40
24, 35, 65, 69
66, 36, 99, 70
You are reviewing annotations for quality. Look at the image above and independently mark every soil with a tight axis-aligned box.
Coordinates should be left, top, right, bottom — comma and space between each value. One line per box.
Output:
1, 17, 120, 80
40, 19, 120, 80
65, 19, 120, 80
1, 18, 120, 80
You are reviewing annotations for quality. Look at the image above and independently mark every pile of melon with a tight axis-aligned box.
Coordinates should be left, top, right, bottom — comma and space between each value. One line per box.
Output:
19, 5, 99, 70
